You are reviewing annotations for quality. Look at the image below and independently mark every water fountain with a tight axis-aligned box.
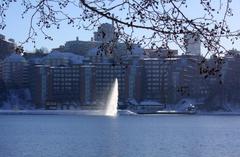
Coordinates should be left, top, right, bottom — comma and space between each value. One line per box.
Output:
105, 78, 118, 117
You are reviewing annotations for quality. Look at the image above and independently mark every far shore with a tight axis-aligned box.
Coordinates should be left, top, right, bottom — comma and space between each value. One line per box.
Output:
0, 110, 106, 116
1, 110, 240, 116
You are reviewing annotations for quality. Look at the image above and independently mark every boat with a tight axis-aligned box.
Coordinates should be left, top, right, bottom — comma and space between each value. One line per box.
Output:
133, 104, 197, 115
127, 99, 197, 115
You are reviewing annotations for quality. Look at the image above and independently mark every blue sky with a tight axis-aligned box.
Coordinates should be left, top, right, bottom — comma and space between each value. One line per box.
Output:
1, 0, 240, 54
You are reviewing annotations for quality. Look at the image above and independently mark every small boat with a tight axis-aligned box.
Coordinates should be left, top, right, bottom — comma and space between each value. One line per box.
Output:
135, 110, 196, 115
134, 104, 197, 115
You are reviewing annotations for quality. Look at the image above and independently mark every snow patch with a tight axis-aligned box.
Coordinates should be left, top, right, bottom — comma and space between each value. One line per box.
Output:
42, 51, 84, 64
1, 88, 33, 110
4, 53, 26, 62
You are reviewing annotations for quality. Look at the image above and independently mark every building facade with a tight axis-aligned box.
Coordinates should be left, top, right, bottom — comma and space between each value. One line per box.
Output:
184, 33, 201, 56
1, 53, 29, 88
46, 65, 82, 109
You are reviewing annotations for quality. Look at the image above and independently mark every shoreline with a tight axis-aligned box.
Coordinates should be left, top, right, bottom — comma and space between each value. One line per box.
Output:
0, 110, 107, 116
1, 110, 240, 116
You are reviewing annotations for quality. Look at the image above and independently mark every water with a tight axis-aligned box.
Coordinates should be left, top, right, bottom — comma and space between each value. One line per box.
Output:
1, 115, 240, 157
105, 78, 118, 117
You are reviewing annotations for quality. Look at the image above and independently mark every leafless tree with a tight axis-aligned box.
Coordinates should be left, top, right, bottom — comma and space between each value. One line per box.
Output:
0, 0, 239, 57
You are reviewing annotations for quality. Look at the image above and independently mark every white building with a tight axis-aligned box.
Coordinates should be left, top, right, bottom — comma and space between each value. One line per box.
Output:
42, 51, 84, 66
184, 33, 201, 55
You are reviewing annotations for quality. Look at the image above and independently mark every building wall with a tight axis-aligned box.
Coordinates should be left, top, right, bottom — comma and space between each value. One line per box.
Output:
2, 61, 29, 88
31, 65, 49, 108
47, 65, 82, 107
141, 58, 178, 104
94, 63, 127, 103
174, 55, 209, 102
80, 65, 96, 105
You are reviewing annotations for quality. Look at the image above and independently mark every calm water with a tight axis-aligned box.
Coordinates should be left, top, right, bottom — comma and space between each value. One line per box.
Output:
1, 114, 240, 157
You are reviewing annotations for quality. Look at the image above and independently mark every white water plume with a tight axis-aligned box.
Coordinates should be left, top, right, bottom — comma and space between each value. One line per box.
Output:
105, 78, 118, 117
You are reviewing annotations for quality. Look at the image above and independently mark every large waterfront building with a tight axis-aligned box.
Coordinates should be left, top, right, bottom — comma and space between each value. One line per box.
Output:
4, 23, 235, 110
26, 39, 209, 109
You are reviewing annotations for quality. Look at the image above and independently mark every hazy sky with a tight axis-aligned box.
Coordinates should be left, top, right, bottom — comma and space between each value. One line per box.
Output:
1, 0, 240, 53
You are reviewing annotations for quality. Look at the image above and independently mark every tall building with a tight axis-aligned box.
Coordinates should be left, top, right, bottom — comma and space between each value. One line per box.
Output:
94, 23, 117, 42
184, 33, 201, 55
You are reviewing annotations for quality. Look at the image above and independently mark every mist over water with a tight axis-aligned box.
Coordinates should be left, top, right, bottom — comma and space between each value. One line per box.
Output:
105, 78, 118, 117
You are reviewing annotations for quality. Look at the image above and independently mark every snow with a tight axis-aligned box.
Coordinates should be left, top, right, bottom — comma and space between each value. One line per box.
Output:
1, 88, 33, 110
128, 99, 138, 105
42, 51, 84, 64
139, 100, 163, 106
175, 98, 197, 111
4, 53, 26, 62
28, 58, 43, 64
129, 45, 145, 57
87, 48, 100, 56
86, 47, 110, 60
222, 103, 240, 112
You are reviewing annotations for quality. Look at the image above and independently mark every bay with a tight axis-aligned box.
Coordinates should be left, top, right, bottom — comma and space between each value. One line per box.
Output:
0, 114, 240, 157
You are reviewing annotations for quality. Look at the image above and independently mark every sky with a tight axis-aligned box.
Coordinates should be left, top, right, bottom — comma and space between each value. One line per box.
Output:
1, 0, 240, 54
